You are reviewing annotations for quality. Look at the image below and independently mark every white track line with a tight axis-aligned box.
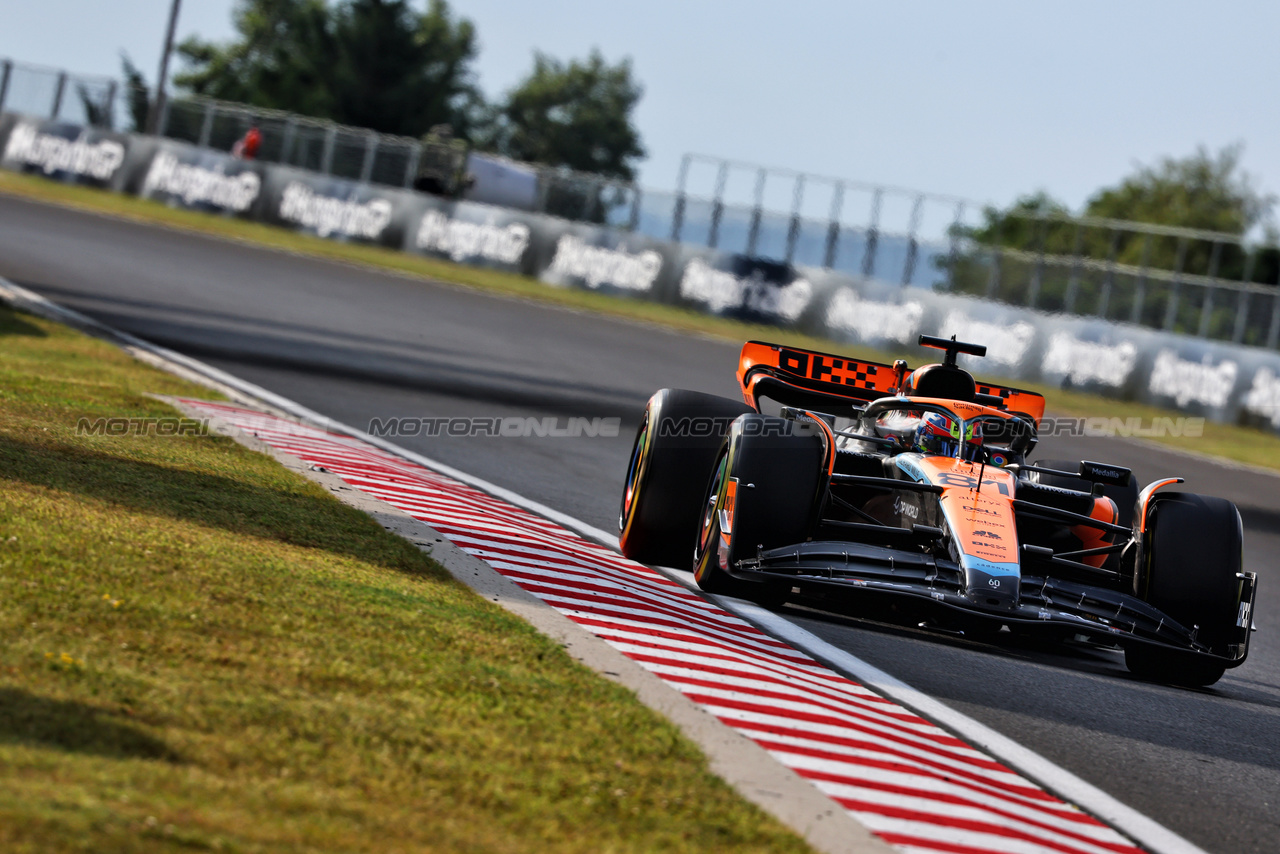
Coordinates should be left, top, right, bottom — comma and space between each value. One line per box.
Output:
0, 276, 1210, 854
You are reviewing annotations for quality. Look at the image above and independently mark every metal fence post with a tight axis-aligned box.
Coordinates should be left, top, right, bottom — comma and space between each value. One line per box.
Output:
197, 100, 215, 148
745, 168, 765, 255
1097, 229, 1119, 318
403, 142, 421, 189
534, 168, 552, 214
320, 124, 336, 174
158, 93, 172, 137
1267, 290, 1280, 350
51, 71, 67, 119
580, 176, 597, 222
0, 60, 11, 112
671, 154, 690, 242
987, 247, 1002, 300
823, 182, 845, 269
629, 186, 642, 233
1162, 237, 1189, 331
784, 175, 805, 263
863, 188, 882, 279
944, 201, 965, 292
1130, 234, 1151, 325
900, 194, 924, 286
1063, 223, 1084, 312
1233, 252, 1257, 344
103, 80, 118, 129
1197, 240, 1223, 338
1026, 217, 1045, 308
985, 216, 1003, 300
707, 161, 728, 249
359, 132, 378, 183
280, 117, 297, 165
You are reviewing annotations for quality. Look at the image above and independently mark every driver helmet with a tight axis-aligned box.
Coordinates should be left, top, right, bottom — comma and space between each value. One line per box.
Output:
914, 412, 983, 461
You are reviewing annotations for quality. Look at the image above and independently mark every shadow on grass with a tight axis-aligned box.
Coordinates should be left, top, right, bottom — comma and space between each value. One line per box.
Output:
0, 432, 443, 579
0, 687, 181, 762
0, 308, 49, 338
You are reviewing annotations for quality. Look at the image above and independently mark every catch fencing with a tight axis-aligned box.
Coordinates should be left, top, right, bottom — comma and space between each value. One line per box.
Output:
5, 109, 1280, 436
663, 154, 1280, 350
6, 55, 1278, 352
0, 56, 635, 223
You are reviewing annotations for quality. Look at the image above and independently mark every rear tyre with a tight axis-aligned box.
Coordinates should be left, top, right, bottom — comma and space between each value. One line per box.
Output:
1124, 493, 1243, 688
693, 415, 826, 607
619, 389, 752, 568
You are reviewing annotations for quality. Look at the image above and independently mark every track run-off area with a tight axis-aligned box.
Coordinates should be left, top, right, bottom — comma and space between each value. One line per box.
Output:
1, 193, 1277, 852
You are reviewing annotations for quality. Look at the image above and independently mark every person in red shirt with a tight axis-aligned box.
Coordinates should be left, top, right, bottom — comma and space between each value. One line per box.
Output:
231, 126, 262, 159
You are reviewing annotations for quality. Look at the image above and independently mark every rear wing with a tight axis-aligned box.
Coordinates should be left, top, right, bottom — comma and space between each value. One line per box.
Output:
737, 342, 899, 411
737, 341, 1046, 425
973, 383, 1046, 426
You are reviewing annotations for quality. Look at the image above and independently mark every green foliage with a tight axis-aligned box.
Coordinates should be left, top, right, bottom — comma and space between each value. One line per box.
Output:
1088, 143, 1271, 236
481, 49, 646, 181
943, 146, 1280, 312
174, 0, 482, 139
119, 52, 151, 133
169, 1, 647, 182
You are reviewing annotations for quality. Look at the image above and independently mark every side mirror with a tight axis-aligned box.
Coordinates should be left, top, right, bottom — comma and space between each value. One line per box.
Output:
1079, 460, 1133, 487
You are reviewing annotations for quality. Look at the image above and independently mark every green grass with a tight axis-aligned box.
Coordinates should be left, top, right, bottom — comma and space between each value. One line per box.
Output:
0, 304, 811, 853
4, 168, 1280, 474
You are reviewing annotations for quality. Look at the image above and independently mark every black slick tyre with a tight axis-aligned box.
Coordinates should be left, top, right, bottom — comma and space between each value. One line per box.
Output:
693, 414, 826, 606
618, 389, 753, 568
1124, 492, 1243, 688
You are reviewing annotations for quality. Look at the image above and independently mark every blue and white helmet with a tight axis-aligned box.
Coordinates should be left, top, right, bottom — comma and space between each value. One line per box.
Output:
914, 412, 983, 461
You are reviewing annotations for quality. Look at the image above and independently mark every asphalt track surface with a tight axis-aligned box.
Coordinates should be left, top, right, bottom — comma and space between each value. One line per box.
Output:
2, 194, 1278, 853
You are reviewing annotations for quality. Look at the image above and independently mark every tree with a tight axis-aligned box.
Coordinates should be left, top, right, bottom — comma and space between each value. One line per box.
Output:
174, 0, 480, 139
966, 190, 1075, 255
482, 49, 646, 181
948, 145, 1277, 288
329, 0, 482, 139
1086, 144, 1272, 237
120, 53, 151, 133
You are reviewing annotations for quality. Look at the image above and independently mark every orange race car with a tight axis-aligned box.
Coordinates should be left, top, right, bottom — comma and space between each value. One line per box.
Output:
619, 335, 1257, 687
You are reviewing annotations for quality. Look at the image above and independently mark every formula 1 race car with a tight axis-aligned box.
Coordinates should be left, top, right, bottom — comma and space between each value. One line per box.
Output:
619, 335, 1257, 687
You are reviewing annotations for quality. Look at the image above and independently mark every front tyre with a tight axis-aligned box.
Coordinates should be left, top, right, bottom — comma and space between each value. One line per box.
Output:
693, 415, 826, 606
619, 389, 752, 568
1124, 492, 1244, 688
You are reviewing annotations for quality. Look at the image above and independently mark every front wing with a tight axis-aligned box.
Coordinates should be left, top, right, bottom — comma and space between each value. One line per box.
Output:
735, 539, 1257, 666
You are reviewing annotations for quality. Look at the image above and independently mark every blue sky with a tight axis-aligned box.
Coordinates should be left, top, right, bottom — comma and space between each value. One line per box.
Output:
4, 0, 1279, 236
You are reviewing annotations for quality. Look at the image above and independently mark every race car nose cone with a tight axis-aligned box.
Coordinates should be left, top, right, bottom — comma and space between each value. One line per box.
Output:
960, 556, 1020, 609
